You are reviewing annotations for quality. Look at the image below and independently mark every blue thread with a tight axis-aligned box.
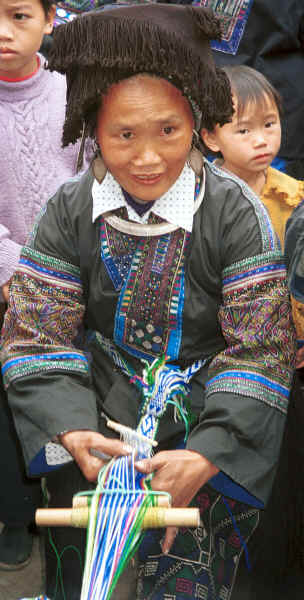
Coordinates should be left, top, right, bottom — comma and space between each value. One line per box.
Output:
222, 496, 251, 571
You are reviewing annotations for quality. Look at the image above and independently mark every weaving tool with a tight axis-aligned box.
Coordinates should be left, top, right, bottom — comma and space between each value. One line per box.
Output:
35, 357, 203, 599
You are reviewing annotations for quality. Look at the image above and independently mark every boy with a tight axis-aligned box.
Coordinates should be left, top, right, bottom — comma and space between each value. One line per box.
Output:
201, 65, 304, 248
0, 0, 88, 571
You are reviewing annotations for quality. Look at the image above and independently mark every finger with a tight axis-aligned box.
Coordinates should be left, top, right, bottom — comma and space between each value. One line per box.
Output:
161, 527, 179, 554
134, 457, 154, 474
135, 449, 171, 472
89, 448, 112, 462
97, 437, 133, 457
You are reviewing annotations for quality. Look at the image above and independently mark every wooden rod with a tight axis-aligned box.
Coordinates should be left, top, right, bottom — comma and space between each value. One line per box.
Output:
106, 419, 158, 448
36, 506, 200, 529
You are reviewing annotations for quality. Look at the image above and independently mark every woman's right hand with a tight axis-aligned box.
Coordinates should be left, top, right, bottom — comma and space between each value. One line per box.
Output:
60, 430, 132, 481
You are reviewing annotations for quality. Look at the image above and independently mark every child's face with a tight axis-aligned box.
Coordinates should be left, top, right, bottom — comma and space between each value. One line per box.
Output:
201, 93, 281, 182
0, 0, 55, 79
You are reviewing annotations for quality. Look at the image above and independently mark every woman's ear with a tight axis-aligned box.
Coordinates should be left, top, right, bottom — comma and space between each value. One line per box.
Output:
200, 128, 221, 153
44, 4, 56, 36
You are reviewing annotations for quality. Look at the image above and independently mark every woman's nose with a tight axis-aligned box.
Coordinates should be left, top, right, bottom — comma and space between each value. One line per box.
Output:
132, 143, 162, 167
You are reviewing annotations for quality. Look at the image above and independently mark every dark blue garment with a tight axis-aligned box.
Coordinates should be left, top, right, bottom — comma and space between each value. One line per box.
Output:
122, 188, 155, 217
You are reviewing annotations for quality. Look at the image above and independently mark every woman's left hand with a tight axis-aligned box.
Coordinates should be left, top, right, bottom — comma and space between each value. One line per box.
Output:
135, 449, 219, 553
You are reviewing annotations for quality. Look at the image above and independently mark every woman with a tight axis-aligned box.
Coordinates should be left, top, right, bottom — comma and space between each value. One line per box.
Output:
1, 4, 295, 599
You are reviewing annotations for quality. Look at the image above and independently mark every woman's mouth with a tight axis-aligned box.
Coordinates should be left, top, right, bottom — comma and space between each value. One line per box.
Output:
132, 174, 162, 185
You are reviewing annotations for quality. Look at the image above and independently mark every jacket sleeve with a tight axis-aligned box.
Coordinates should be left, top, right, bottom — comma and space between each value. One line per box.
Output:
285, 201, 304, 366
187, 166, 296, 504
0, 177, 99, 471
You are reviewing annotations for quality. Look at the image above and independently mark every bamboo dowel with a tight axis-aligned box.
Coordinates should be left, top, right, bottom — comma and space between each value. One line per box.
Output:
142, 507, 200, 529
106, 419, 158, 448
72, 494, 171, 509
36, 506, 200, 529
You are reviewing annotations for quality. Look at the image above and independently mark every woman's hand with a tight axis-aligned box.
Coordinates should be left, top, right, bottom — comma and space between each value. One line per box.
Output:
135, 449, 219, 553
60, 430, 132, 482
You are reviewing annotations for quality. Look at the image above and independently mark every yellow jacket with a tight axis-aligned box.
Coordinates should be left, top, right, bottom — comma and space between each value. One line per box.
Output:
262, 167, 304, 248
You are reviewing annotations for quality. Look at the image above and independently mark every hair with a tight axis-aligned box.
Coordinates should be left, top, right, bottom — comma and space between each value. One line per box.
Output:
222, 65, 283, 120
47, 7, 234, 147
39, 0, 55, 17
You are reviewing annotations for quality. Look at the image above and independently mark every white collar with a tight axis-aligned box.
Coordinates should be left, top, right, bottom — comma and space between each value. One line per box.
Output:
92, 163, 196, 232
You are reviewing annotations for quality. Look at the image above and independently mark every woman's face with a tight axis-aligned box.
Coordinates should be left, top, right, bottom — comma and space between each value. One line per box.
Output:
96, 75, 194, 203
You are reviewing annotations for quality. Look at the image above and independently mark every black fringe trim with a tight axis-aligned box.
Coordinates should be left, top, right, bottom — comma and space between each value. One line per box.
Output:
47, 10, 233, 146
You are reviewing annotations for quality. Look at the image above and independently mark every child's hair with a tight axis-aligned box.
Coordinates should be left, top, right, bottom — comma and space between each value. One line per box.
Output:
222, 65, 283, 119
40, 0, 55, 17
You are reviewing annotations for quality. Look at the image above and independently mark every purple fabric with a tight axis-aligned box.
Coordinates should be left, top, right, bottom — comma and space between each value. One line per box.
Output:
122, 188, 155, 216
0, 55, 85, 299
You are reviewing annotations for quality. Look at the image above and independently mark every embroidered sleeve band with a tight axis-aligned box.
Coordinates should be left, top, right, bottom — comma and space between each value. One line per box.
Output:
206, 251, 296, 415
1, 246, 88, 388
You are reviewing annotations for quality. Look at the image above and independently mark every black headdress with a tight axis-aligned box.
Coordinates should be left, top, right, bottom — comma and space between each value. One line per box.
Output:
47, 3, 233, 146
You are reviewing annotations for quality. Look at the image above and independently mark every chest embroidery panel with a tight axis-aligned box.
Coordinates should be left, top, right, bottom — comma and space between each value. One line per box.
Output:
99, 209, 190, 363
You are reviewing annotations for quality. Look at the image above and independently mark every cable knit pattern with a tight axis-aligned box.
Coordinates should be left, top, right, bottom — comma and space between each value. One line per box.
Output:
0, 55, 83, 297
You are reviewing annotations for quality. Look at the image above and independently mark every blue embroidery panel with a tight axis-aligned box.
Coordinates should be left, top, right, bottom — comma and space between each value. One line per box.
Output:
199, 0, 254, 55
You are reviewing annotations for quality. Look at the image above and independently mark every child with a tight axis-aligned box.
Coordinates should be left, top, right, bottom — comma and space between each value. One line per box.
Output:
0, 5, 296, 599
202, 64, 304, 598
201, 65, 304, 248
0, 0, 89, 571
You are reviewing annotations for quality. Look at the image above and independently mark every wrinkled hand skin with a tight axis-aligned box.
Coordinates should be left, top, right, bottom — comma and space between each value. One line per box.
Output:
60, 430, 132, 482
135, 449, 219, 553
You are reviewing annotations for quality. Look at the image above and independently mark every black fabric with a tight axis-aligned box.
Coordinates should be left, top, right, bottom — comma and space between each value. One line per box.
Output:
5, 162, 289, 505
0, 376, 41, 527
231, 372, 304, 599
45, 461, 91, 600
212, 0, 304, 174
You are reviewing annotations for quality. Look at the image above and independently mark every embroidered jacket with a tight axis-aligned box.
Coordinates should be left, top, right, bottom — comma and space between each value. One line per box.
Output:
1, 160, 296, 504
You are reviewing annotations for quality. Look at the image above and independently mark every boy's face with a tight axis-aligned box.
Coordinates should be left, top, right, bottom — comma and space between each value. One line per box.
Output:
201, 93, 281, 183
0, 0, 55, 79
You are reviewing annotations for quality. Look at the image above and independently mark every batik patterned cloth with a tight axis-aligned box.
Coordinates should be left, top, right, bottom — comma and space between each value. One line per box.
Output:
1, 246, 88, 388
138, 484, 259, 600
100, 209, 189, 362
200, 0, 254, 55
206, 252, 292, 415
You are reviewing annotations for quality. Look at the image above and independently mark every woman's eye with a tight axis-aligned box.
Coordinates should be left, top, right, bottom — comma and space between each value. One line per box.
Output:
163, 126, 174, 135
121, 132, 133, 140
265, 121, 275, 128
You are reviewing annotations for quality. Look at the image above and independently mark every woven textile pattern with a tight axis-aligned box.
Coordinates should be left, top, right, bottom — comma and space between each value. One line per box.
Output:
206, 252, 295, 414
1, 247, 88, 388
138, 484, 259, 600
100, 210, 189, 362
200, 0, 254, 54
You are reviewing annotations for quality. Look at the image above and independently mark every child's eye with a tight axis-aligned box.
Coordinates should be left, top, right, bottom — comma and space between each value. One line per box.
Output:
14, 12, 29, 20
238, 128, 249, 135
265, 121, 275, 128
121, 131, 133, 140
